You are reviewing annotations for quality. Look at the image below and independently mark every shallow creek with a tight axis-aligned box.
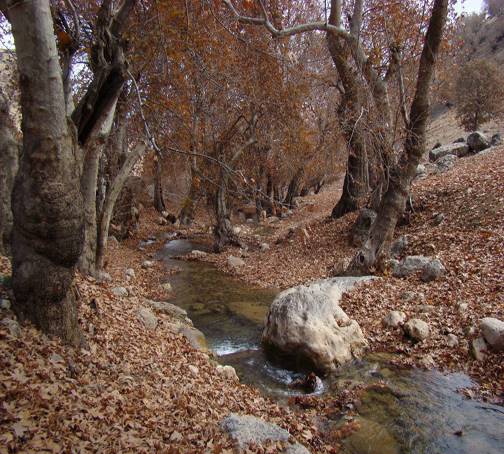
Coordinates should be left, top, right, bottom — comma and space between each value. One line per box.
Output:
156, 239, 504, 454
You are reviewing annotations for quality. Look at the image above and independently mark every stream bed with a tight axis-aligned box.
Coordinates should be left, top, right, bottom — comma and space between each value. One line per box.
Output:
156, 238, 504, 453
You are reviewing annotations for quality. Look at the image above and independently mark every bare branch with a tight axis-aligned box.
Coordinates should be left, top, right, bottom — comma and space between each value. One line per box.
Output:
221, 0, 348, 39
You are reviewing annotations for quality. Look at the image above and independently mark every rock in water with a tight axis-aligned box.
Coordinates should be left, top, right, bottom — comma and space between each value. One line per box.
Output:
480, 318, 504, 351
262, 277, 372, 373
467, 131, 490, 152
404, 319, 430, 341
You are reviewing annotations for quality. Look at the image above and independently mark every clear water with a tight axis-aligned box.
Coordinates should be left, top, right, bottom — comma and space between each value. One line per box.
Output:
157, 239, 504, 454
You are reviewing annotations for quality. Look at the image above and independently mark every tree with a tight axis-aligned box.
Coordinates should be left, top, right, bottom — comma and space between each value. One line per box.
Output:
455, 59, 504, 131
0, 0, 85, 345
485, 0, 504, 16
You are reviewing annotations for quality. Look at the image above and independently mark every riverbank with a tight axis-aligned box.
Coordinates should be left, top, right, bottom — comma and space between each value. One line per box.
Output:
187, 146, 504, 403
0, 233, 334, 452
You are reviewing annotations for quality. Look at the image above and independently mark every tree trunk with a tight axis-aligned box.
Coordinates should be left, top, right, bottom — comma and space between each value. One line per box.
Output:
153, 155, 166, 213
96, 143, 145, 270
0, 88, 19, 255
213, 170, 241, 252
179, 164, 199, 225
284, 167, 305, 209
348, 0, 448, 274
4, 0, 84, 345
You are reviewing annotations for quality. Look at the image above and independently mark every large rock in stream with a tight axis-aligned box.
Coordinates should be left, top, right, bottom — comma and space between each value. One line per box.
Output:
262, 277, 374, 373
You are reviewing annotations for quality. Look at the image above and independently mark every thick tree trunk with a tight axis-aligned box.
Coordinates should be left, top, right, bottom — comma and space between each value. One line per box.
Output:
0, 88, 19, 255
153, 156, 166, 213
213, 171, 241, 252
348, 0, 448, 274
96, 143, 145, 270
284, 167, 305, 209
4, 0, 84, 345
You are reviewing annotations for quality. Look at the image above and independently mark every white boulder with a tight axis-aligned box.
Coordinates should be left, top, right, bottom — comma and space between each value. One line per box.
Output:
262, 277, 373, 372
404, 318, 430, 341
480, 318, 504, 351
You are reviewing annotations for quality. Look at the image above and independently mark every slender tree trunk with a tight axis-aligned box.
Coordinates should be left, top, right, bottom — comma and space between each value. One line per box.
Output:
96, 143, 145, 270
4, 0, 84, 345
179, 163, 199, 225
213, 169, 241, 252
348, 0, 448, 274
0, 88, 19, 255
153, 155, 166, 213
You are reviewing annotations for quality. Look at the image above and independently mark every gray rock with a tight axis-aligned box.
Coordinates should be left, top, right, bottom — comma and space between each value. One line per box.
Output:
0, 298, 11, 310
141, 260, 155, 269
262, 277, 372, 372
97, 271, 112, 283
390, 235, 408, 258
457, 301, 469, 313
446, 334, 459, 347
350, 209, 377, 247
1, 318, 20, 337
421, 258, 446, 282
471, 336, 488, 361
416, 304, 436, 314
221, 413, 289, 448
432, 213, 445, 226
228, 255, 245, 269
137, 307, 158, 330
453, 137, 465, 143
480, 317, 504, 351
125, 268, 135, 279
144, 299, 187, 319
490, 133, 502, 146
467, 131, 490, 152
392, 256, 431, 278
159, 282, 172, 292
416, 164, 427, 177
283, 443, 311, 454
429, 143, 469, 162
404, 319, 430, 341
190, 250, 207, 258
260, 243, 270, 252
382, 311, 406, 328
216, 365, 239, 381
112, 287, 129, 297
436, 154, 457, 172
177, 325, 208, 351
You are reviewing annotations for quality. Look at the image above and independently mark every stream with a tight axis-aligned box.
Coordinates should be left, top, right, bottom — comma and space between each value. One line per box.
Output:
155, 238, 504, 454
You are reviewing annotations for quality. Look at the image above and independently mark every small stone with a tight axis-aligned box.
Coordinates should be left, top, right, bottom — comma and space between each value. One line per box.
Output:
0, 298, 11, 310
49, 353, 64, 364
125, 268, 135, 279
457, 302, 469, 313
216, 365, 239, 381
160, 282, 172, 292
97, 271, 112, 283
432, 213, 445, 226
446, 334, 459, 347
1, 318, 20, 337
260, 243, 270, 252
467, 131, 490, 152
188, 365, 199, 376
416, 304, 436, 314
420, 354, 436, 368
232, 226, 242, 235
227, 256, 245, 269
390, 235, 408, 258
190, 250, 207, 258
137, 307, 158, 330
490, 133, 502, 146
112, 287, 128, 297
480, 317, 504, 351
421, 259, 446, 282
141, 260, 154, 269
404, 319, 430, 341
471, 337, 487, 361
382, 311, 406, 328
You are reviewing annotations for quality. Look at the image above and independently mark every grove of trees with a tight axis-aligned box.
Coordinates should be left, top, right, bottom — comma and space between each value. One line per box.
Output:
0, 0, 452, 343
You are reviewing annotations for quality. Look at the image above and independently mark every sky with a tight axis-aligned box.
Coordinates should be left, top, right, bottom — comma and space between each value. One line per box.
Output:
455, 0, 484, 15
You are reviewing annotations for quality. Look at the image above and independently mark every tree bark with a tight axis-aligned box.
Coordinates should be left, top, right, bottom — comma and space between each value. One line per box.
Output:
0, 88, 19, 254
153, 155, 166, 213
179, 165, 199, 225
348, 0, 448, 274
3, 0, 84, 345
284, 167, 305, 209
213, 169, 241, 252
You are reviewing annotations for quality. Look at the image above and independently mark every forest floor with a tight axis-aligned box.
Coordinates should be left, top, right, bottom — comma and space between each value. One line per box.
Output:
188, 145, 504, 403
1, 146, 503, 452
